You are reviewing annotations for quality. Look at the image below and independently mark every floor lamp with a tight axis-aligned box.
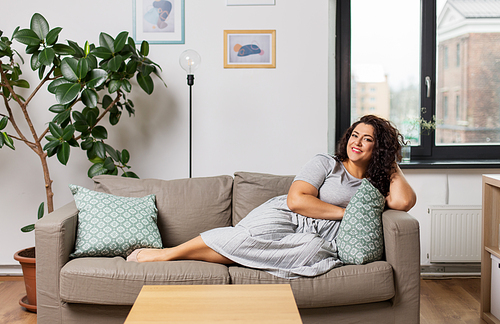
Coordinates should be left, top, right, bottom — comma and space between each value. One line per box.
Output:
179, 50, 201, 178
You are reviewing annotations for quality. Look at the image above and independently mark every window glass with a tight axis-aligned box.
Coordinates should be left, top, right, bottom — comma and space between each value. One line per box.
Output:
351, 0, 421, 145
436, 0, 500, 145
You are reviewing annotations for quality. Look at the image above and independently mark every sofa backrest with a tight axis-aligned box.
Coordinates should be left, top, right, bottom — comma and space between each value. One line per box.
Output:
232, 172, 295, 226
93, 175, 233, 247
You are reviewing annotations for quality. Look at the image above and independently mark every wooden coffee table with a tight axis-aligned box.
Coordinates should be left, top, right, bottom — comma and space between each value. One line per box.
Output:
124, 284, 303, 323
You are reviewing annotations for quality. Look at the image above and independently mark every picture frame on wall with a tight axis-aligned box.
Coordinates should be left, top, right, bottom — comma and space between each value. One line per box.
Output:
224, 30, 276, 68
133, 0, 185, 44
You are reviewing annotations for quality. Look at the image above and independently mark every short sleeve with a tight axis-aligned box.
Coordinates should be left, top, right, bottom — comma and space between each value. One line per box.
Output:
293, 154, 337, 190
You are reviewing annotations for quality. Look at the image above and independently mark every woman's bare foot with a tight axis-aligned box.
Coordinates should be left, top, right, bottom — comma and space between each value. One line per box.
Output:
127, 248, 169, 262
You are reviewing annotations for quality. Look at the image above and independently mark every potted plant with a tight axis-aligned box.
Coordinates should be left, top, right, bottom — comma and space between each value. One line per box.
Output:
0, 13, 165, 312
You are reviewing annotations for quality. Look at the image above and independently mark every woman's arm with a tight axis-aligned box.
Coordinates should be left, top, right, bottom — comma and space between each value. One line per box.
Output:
385, 164, 417, 212
286, 180, 346, 220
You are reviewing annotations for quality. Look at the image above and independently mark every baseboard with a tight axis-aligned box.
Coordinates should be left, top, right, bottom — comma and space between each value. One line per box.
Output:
420, 263, 481, 277
0, 265, 23, 276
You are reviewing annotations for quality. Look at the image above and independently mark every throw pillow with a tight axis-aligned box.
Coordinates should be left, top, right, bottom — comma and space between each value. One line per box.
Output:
336, 178, 386, 265
69, 184, 163, 258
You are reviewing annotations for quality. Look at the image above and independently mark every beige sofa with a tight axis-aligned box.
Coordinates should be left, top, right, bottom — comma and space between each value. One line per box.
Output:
35, 172, 420, 324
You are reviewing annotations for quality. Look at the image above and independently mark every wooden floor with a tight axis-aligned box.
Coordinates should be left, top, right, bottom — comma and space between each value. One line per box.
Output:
0, 276, 490, 323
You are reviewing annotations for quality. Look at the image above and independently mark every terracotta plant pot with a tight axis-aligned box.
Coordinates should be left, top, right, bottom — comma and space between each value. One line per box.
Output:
13, 247, 37, 313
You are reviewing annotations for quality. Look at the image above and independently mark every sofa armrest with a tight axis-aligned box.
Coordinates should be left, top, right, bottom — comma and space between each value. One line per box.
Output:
382, 209, 420, 324
35, 201, 79, 324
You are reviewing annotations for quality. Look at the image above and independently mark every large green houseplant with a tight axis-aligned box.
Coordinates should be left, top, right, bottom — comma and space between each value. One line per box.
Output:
1, 13, 165, 310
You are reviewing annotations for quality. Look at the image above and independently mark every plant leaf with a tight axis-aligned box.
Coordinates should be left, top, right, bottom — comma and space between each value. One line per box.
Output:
99, 32, 115, 53
86, 69, 108, 88
1, 132, 14, 149
46, 27, 62, 46
121, 79, 131, 93
10, 80, 30, 88
84, 41, 90, 56
53, 43, 75, 55
13, 29, 40, 46
76, 58, 89, 80
62, 124, 75, 141
107, 55, 123, 72
21, 224, 35, 233
126, 59, 138, 74
108, 80, 121, 93
30, 13, 49, 40
72, 111, 86, 122
122, 171, 139, 178
104, 144, 120, 161
30, 51, 41, 71
114, 31, 128, 53
67, 40, 85, 58
57, 141, 70, 165
94, 141, 106, 159
88, 163, 107, 178
103, 156, 115, 171
137, 72, 154, 94
91, 126, 108, 140
52, 109, 70, 125
0, 116, 8, 130
81, 88, 98, 108
90, 46, 113, 60
60, 57, 78, 82
121, 149, 130, 164
48, 78, 71, 94
55, 82, 80, 104
140, 41, 149, 56
38, 47, 55, 66
48, 122, 63, 138
48, 104, 66, 113
37, 202, 45, 219
43, 140, 61, 151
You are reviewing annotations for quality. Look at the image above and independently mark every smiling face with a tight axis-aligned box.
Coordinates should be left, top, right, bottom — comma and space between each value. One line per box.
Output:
346, 123, 375, 166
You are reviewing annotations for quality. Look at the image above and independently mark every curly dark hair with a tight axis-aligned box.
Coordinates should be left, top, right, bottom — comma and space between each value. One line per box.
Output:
335, 115, 404, 196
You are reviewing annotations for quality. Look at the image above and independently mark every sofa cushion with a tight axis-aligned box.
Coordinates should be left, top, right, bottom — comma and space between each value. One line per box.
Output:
92, 175, 233, 247
228, 261, 394, 308
233, 172, 295, 225
60, 257, 231, 305
68, 185, 163, 258
336, 178, 386, 265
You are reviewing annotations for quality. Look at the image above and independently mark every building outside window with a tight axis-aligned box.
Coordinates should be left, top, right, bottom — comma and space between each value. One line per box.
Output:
336, 0, 500, 162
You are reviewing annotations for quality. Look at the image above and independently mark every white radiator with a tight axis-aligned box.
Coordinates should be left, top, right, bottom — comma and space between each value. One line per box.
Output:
429, 205, 482, 263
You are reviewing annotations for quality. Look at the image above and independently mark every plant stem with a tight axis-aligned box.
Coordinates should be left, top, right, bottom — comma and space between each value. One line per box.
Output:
0, 63, 55, 213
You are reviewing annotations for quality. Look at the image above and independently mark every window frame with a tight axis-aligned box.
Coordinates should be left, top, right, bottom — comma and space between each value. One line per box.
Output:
335, 0, 500, 165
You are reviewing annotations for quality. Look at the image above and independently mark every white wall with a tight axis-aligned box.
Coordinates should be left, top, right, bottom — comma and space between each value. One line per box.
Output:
0, 0, 330, 266
405, 169, 500, 265
1, 0, 497, 269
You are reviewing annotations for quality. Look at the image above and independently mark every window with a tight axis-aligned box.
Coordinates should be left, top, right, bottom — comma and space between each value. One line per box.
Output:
444, 46, 449, 69
335, 0, 500, 162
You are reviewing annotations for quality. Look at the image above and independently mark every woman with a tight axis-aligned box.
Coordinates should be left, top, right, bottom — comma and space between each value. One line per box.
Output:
127, 115, 416, 279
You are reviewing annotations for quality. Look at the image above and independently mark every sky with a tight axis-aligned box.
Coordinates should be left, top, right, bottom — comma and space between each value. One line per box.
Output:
351, 0, 447, 90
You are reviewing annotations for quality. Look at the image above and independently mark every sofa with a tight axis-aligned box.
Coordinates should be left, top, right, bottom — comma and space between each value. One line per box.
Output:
35, 172, 420, 324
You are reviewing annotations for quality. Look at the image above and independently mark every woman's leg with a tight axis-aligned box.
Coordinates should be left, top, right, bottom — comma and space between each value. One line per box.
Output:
128, 236, 233, 264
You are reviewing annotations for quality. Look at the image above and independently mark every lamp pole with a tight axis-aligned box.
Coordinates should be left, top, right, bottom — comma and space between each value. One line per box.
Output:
179, 50, 201, 178
187, 74, 194, 178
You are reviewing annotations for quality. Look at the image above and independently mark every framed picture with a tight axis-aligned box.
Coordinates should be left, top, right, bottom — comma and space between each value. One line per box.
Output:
224, 30, 276, 69
133, 0, 185, 44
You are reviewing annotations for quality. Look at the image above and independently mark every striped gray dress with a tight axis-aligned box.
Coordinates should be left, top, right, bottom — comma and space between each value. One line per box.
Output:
201, 154, 362, 279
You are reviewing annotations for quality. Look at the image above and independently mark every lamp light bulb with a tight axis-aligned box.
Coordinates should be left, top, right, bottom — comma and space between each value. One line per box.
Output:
179, 49, 201, 75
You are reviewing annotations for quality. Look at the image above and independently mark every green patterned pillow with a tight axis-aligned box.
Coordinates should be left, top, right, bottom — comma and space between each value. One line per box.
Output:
69, 184, 163, 258
336, 178, 386, 265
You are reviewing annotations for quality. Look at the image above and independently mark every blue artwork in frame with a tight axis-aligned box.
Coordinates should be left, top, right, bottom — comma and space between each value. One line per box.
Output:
133, 0, 185, 44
